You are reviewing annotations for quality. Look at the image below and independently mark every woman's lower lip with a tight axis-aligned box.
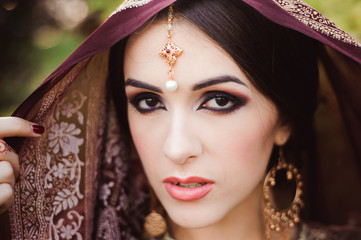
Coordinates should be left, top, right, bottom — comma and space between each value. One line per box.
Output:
164, 182, 214, 201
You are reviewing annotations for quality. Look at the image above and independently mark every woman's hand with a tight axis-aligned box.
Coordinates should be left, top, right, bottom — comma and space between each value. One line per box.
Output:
0, 117, 44, 214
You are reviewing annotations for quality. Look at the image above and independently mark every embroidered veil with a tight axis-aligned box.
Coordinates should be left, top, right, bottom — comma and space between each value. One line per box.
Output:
0, 0, 361, 239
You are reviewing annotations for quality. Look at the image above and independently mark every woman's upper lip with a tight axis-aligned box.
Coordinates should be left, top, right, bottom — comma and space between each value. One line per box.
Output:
163, 176, 214, 183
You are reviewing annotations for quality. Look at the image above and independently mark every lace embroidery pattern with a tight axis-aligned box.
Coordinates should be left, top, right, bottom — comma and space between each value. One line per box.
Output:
45, 89, 87, 240
9, 51, 109, 239
94, 103, 145, 240
110, 0, 153, 17
95, 208, 121, 240
37, 59, 90, 120
10, 62, 89, 240
93, 100, 149, 239
95, 107, 128, 239
273, 0, 361, 47
11, 94, 87, 240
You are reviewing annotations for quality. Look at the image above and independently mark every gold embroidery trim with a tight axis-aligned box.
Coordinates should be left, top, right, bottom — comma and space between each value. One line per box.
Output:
273, 0, 361, 47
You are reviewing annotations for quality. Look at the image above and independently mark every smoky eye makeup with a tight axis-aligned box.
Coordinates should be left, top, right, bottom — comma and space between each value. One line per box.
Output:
126, 86, 249, 115
128, 92, 166, 113
197, 91, 249, 114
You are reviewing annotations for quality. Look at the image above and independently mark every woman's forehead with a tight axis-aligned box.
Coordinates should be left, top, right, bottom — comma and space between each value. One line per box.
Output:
124, 21, 250, 88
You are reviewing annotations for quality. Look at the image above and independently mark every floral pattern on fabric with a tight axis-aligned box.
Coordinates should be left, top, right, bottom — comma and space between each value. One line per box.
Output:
44, 91, 87, 239
273, 0, 361, 47
9, 59, 89, 240
10, 51, 109, 239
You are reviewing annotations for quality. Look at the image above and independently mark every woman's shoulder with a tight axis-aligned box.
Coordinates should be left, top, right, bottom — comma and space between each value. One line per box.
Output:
299, 221, 361, 240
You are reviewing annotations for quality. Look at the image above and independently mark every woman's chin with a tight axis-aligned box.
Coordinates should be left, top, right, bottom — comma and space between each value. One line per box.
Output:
165, 205, 223, 229
169, 215, 218, 229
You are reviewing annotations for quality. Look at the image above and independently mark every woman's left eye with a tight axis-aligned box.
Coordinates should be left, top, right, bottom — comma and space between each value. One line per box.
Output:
204, 96, 233, 108
197, 92, 247, 113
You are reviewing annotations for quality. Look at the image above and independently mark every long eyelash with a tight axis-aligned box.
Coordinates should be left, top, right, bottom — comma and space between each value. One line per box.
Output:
129, 92, 165, 113
197, 91, 248, 114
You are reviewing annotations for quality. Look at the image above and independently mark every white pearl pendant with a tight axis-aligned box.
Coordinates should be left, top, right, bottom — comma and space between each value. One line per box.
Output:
165, 80, 178, 92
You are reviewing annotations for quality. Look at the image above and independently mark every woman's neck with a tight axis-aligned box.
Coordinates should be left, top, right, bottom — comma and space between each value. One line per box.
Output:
169, 184, 266, 240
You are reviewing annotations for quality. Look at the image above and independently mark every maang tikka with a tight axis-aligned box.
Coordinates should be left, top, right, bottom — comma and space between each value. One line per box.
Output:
159, 5, 183, 92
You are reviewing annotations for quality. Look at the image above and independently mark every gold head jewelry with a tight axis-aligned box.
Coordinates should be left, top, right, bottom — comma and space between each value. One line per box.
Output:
159, 5, 183, 92
263, 149, 304, 240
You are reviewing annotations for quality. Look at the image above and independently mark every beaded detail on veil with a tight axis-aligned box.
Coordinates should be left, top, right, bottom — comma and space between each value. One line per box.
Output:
111, 0, 153, 16
273, 0, 361, 47
112, 0, 361, 48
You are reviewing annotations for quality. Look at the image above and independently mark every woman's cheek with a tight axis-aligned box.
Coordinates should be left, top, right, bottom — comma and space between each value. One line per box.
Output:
129, 118, 165, 177
129, 113, 161, 153
213, 115, 276, 173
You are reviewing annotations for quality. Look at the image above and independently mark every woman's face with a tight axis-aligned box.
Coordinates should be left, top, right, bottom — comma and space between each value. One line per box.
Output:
124, 20, 290, 229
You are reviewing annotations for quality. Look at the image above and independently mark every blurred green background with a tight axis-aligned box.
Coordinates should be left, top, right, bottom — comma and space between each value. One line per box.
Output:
0, 0, 360, 116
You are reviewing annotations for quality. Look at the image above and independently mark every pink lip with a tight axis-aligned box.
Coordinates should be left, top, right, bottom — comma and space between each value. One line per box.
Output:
163, 176, 214, 201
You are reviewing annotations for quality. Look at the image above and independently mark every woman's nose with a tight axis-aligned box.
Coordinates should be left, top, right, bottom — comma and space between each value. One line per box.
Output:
162, 116, 202, 165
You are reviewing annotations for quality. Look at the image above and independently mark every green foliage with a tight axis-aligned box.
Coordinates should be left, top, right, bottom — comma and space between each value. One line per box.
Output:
304, 0, 361, 41
88, 0, 124, 19
0, 0, 359, 116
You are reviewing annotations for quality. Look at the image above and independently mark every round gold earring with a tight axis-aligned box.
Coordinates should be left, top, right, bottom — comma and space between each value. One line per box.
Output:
144, 188, 167, 237
263, 149, 304, 240
144, 210, 167, 237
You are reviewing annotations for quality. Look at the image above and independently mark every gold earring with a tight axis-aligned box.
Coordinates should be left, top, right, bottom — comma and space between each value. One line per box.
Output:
144, 211, 167, 237
144, 189, 167, 237
263, 149, 303, 240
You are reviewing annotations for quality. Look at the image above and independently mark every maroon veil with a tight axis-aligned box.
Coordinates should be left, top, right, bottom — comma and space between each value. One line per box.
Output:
1, 0, 361, 239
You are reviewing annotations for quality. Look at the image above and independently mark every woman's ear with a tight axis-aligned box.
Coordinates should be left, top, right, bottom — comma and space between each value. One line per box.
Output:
274, 121, 292, 146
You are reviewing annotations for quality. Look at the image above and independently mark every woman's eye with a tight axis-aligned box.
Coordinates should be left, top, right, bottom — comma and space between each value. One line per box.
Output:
204, 97, 233, 108
130, 93, 165, 113
139, 98, 161, 108
198, 92, 247, 113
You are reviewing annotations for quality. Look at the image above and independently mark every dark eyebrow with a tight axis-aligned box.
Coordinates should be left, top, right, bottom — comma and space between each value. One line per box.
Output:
192, 76, 247, 91
124, 78, 163, 93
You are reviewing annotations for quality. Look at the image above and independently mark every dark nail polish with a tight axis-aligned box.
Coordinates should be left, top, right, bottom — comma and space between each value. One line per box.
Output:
32, 125, 45, 135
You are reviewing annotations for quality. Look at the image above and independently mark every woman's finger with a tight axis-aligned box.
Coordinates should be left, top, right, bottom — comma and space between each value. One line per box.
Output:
0, 140, 19, 178
0, 161, 15, 188
0, 117, 44, 138
0, 183, 13, 214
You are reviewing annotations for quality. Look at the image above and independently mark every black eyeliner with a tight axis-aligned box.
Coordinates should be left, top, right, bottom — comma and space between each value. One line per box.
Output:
197, 91, 248, 114
129, 92, 166, 113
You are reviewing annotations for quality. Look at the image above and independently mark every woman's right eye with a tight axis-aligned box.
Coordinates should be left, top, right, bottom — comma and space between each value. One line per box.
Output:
130, 92, 166, 113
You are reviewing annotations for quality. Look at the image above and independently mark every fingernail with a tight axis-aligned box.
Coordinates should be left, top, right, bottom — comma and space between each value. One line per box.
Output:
32, 124, 45, 135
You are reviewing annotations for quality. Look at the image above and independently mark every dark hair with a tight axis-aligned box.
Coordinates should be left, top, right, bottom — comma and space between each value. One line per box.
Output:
171, 0, 320, 165
109, 0, 320, 237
